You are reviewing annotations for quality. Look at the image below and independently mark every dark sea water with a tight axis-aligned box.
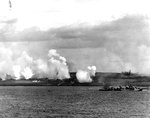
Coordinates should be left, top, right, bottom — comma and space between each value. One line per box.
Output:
0, 86, 150, 118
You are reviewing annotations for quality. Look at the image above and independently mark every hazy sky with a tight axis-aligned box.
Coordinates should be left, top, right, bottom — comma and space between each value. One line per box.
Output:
1, 0, 150, 73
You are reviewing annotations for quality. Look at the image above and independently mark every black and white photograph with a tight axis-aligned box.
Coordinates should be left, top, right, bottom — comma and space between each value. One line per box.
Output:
0, 0, 150, 117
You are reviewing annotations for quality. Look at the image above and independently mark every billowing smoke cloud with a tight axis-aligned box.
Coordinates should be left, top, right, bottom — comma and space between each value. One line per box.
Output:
76, 70, 92, 83
0, 44, 14, 80
21, 67, 33, 79
12, 51, 34, 79
0, 45, 70, 80
13, 65, 21, 80
76, 66, 96, 83
48, 49, 70, 79
13, 65, 33, 80
88, 65, 96, 77
33, 59, 49, 78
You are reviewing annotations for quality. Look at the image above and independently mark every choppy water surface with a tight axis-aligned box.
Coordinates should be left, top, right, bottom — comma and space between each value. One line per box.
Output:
0, 86, 150, 118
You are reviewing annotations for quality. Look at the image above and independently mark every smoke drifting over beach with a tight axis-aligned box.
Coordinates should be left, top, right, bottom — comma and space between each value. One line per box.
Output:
0, 46, 70, 80
76, 66, 96, 83
76, 70, 92, 83
48, 49, 70, 79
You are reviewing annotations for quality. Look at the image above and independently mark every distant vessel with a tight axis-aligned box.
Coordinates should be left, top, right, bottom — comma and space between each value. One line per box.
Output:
99, 85, 143, 91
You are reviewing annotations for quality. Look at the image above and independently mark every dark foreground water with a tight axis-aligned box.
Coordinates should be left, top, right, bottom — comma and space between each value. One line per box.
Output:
0, 86, 150, 118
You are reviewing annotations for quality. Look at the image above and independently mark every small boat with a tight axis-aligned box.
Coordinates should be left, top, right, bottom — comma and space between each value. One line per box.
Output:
99, 85, 143, 91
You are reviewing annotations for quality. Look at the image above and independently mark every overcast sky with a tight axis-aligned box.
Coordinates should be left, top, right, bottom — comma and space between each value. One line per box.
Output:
1, 0, 150, 73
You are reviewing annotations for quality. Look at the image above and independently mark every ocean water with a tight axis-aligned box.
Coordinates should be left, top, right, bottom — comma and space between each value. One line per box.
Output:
0, 86, 150, 118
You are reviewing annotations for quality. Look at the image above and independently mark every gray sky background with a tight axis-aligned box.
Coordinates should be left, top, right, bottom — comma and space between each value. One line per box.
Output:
1, 0, 150, 73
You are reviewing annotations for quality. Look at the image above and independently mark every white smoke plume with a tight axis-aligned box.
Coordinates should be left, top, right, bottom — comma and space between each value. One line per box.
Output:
33, 59, 49, 78
0, 45, 14, 80
76, 70, 92, 83
0, 45, 70, 80
11, 49, 70, 80
21, 67, 33, 79
76, 66, 97, 83
88, 65, 97, 77
13, 65, 21, 80
48, 49, 70, 80
12, 51, 34, 79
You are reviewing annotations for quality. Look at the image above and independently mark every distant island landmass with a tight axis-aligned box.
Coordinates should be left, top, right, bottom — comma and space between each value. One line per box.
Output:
0, 72, 150, 87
